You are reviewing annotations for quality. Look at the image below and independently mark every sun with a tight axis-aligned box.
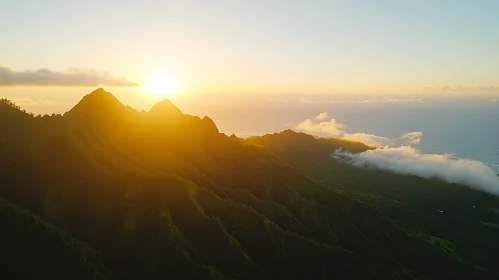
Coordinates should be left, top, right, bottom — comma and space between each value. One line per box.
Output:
143, 72, 178, 98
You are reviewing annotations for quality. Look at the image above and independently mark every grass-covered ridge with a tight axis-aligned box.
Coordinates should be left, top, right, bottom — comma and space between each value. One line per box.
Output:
246, 130, 499, 278
0, 89, 496, 279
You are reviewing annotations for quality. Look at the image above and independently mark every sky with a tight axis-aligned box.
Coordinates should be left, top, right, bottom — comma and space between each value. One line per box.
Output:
1, 0, 499, 113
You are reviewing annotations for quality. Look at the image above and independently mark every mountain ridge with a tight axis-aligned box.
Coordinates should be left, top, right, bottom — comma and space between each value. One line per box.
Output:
0, 88, 493, 279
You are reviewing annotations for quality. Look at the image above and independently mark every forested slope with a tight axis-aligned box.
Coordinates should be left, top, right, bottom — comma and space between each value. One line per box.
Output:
0, 90, 490, 279
246, 130, 499, 277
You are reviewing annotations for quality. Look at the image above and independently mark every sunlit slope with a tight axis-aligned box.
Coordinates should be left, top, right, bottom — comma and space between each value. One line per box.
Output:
0, 89, 484, 279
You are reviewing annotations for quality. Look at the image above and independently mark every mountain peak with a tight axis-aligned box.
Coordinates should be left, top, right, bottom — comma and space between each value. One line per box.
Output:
66, 88, 124, 116
91, 87, 106, 94
201, 116, 219, 134
85, 88, 118, 102
149, 99, 182, 116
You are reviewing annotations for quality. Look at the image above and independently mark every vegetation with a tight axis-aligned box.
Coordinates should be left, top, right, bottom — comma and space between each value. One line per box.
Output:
247, 130, 499, 278
480, 221, 499, 229
0, 88, 496, 279
0, 196, 111, 279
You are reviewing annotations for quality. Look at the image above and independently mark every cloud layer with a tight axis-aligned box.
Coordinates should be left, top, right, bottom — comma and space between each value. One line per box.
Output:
342, 133, 391, 147
342, 132, 422, 147
294, 112, 499, 196
0, 96, 54, 106
295, 113, 422, 147
298, 98, 421, 104
0, 66, 137, 87
418, 85, 499, 92
334, 146, 499, 196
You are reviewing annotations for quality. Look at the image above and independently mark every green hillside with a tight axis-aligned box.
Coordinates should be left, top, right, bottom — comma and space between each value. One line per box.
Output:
246, 130, 499, 277
0, 90, 494, 279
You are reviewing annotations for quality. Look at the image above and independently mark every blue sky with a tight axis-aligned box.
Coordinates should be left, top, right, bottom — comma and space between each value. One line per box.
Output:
1, 0, 498, 112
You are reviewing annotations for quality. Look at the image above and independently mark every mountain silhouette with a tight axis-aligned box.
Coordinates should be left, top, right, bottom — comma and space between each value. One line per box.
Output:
149, 98, 183, 116
0, 89, 496, 279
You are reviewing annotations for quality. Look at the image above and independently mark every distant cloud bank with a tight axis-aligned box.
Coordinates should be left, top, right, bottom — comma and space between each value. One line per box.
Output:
334, 146, 499, 197
0, 96, 55, 106
0, 66, 137, 87
418, 85, 499, 92
298, 98, 422, 104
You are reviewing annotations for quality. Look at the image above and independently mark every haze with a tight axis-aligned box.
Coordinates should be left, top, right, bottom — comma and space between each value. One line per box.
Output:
1, 0, 499, 115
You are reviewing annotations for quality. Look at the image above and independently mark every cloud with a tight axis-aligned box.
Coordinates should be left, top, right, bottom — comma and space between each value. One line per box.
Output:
334, 146, 499, 197
0, 96, 54, 106
0, 66, 138, 87
298, 98, 421, 104
294, 113, 422, 145
298, 98, 356, 104
342, 131, 422, 147
295, 113, 346, 136
418, 85, 499, 92
342, 133, 391, 147
294, 113, 498, 196
315, 112, 329, 120
385, 98, 422, 103
401, 132, 422, 144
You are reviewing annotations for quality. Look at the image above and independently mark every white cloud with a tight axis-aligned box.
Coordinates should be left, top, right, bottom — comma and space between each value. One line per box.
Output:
359, 99, 378, 103
334, 146, 499, 197
342, 133, 391, 147
401, 132, 422, 144
295, 113, 346, 136
295, 113, 422, 145
293, 113, 499, 196
342, 131, 422, 147
315, 112, 329, 120
386, 98, 422, 103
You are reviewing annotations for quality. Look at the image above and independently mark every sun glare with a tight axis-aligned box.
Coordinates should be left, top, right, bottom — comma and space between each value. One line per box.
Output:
143, 72, 178, 98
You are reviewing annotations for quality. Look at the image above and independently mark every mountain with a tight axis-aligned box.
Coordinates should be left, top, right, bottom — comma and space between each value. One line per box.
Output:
246, 130, 499, 277
0, 89, 495, 279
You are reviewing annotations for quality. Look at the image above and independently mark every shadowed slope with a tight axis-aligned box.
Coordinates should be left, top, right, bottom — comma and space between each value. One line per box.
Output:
0, 89, 487, 279
0, 196, 111, 279
246, 130, 499, 278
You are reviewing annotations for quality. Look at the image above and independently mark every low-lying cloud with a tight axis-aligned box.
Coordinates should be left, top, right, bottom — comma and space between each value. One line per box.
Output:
294, 112, 499, 196
294, 112, 346, 136
342, 132, 421, 147
342, 133, 391, 147
294, 113, 421, 147
334, 146, 499, 196
0, 66, 138, 87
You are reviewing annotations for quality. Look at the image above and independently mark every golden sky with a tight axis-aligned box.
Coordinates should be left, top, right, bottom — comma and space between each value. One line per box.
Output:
1, 0, 498, 113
